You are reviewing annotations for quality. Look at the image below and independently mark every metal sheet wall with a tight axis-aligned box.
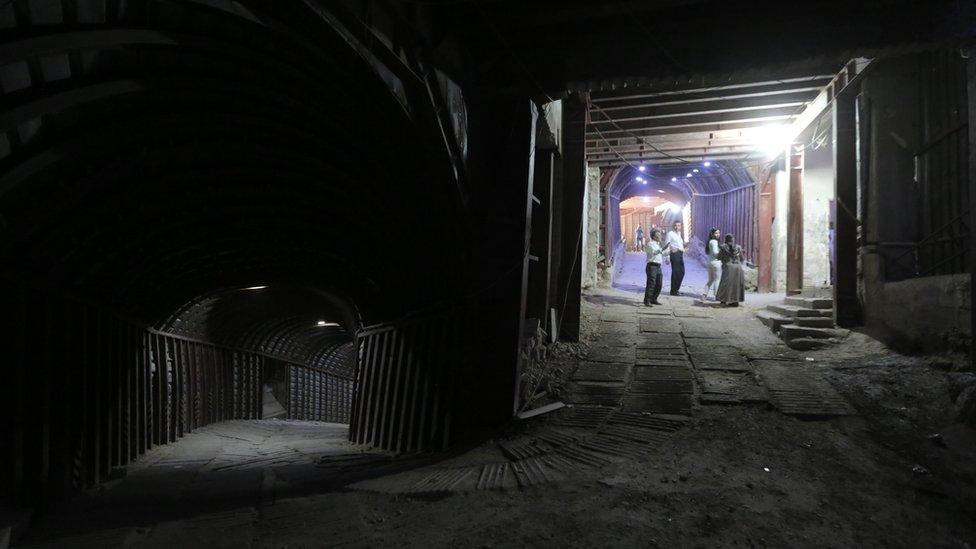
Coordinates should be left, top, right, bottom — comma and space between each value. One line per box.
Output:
690, 186, 757, 263
287, 366, 353, 424
1, 286, 264, 503
349, 309, 466, 454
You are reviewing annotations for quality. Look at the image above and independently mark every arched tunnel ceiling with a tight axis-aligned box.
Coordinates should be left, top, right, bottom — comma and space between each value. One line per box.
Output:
160, 286, 356, 376
0, 0, 467, 329
608, 160, 756, 203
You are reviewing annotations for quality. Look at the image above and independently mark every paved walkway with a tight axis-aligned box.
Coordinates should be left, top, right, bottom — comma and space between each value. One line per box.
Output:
613, 251, 710, 297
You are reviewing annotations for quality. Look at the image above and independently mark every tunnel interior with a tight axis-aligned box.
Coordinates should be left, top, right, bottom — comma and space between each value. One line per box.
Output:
1, 1, 975, 545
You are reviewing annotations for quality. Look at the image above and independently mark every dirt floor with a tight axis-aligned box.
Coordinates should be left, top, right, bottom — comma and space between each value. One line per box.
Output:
13, 257, 976, 548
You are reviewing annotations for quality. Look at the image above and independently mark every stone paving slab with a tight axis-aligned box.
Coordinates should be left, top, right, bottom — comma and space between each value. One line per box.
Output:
689, 353, 752, 372
586, 346, 637, 363
632, 365, 693, 380
635, 355, 692, 367
680, 323, 730, 339
629, 379, 694, 394
636, 333, 685, 349
672, 308, 712, 318
620, 394, 693, 415
572, 362, 632, 382
600, 314, 636, 324
637, 308, 675, 316
596, 334, 637, 348
639, 318, 682, 333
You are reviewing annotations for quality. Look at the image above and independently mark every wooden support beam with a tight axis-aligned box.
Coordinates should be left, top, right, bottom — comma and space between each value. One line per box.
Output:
833, 91, 861, 326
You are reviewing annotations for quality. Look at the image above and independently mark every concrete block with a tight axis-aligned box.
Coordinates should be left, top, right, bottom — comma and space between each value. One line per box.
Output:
755, 310, 790, 331
785, 296, 833, 309
768, 304, 822, 318
779, 324, 838, 340
795, 316, 834, 328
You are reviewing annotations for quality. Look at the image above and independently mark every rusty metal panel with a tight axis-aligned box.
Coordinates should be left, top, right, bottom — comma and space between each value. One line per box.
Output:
787, 148, 805, 294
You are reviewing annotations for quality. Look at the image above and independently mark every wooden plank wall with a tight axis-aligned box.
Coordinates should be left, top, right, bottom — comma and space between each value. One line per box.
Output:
0, 286, 264, 504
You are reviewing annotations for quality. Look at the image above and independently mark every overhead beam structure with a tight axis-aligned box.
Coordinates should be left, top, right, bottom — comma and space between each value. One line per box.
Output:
586, 74, 835, 168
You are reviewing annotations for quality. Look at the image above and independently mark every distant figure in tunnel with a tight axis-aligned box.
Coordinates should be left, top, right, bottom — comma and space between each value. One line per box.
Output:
644, 229, 670, 306
701, 227, 722, 302
716, 234, 745, 307
635, 224, 645, 251
666, 221, 685, 295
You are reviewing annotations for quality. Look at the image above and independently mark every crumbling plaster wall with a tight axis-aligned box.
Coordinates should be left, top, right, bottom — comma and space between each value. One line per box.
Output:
799, 117, 834, 289
581, 165, 601, 289
771, 167, 789, 292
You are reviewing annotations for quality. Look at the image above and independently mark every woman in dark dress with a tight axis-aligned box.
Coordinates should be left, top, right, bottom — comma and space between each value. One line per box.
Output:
715, 233, 745, 306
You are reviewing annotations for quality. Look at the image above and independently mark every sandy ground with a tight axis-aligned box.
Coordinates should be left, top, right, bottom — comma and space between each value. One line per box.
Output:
14, 255, 976, 548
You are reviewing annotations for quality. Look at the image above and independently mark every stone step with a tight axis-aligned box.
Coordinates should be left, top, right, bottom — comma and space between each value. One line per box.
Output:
756, 310, 791, 332
768, 304, 823, 318
784, 296, 833, 310
779, 324, 839, 340
795, 316, 835, 328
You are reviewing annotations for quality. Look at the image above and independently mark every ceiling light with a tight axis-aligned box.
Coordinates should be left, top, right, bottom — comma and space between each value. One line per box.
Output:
703, 161, 711, 167
316, 320, 340, 327
635, 176, 644, 182
242, 285, 267, 290
693, 168, 699, 173
686, 173, 692, 178
753, 124, 792, 158
671, 177, 677, 182
637, 165, 646, 172
657, 189, 665, 193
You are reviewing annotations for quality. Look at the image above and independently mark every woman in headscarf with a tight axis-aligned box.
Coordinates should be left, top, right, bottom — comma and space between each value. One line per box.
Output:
701, 227, 722, 302
715, 233, 745, 307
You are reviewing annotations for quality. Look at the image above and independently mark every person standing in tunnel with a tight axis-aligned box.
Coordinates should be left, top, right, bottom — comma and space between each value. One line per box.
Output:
635, 223, 645, 251
666, 220, 686, 296
716, 233, 745, 306
701, 227, 722, 302
644, 229, 670, 306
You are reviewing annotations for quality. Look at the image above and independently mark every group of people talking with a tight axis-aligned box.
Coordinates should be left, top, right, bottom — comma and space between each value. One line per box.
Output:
643, 221, 745, 307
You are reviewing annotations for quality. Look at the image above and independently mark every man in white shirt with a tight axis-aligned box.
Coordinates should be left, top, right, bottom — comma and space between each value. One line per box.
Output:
644, 229, 670, 306
665, 221, 686, 296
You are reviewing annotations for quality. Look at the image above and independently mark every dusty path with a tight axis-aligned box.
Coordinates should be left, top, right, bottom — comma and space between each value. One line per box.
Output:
17, 276, 976, 548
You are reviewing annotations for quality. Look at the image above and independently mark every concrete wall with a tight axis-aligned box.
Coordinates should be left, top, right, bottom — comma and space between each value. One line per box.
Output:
581, 165, 601, 289
798, 114, 834, 289
771, 167, 789, 292
871, 274, 971, 353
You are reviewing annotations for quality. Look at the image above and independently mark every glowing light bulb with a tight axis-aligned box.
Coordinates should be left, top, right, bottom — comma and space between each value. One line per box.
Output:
637, 165, 646, 172
671, 177, 677, 182
242, 285, 267, 290
693, 168, 699, 173
703, 161, 711, 167
686, 173, 692, 178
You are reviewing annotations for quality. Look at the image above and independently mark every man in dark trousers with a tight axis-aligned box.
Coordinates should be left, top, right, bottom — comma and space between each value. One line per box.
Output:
644, 229, 670, 306
665, 220, 686, 296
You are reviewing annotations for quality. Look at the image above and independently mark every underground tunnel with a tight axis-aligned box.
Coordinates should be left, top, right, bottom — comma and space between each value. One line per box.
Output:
1, 0, 976, 547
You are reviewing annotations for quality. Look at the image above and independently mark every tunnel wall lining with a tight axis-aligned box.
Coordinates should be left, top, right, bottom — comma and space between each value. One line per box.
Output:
0, 285, 356, 503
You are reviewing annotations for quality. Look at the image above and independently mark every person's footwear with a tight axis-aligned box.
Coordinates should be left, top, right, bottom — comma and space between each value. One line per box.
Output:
729, 302, 739, 307
700, 293, 707, 302
651, 300, 663, 305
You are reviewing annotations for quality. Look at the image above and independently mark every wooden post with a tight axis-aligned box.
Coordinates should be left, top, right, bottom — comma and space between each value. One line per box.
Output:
834, 90, 862, 326
786, 146, 805, 295
967, 49, 976, 371
557, 94, 588, 341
